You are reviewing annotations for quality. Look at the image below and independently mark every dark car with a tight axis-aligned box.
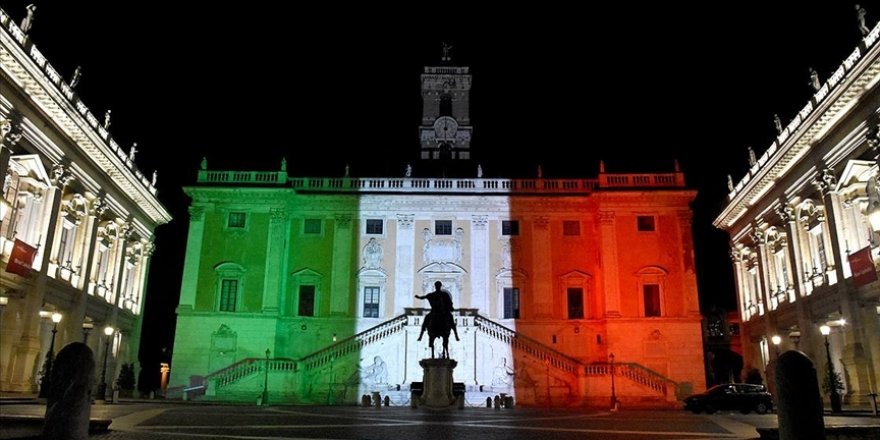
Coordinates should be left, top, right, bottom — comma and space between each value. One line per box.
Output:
683, 383, 773, 414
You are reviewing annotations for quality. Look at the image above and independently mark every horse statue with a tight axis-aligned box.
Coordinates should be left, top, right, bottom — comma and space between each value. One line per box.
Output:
415, 281, 460, 359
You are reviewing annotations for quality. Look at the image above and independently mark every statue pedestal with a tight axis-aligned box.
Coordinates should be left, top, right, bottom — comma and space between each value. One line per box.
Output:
418, 358, 457, 409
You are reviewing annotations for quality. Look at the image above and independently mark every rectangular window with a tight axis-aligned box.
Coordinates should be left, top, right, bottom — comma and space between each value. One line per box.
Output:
298, 285, 315, 316
501, 220, 519, 236
435, 220, 452, 235
220, 279, 238, 312
567, 287, 584, 319
563, 220, 581, 236
57, 225, 73, 264
503, 287, 520, 319
95, 245, 110, 284
304, 219, 322, 235
643, 284, 661, 317
774, 251, 788, 291
366, 219, 383, 235
227, 212, 246, 229
363, 286, 380, 318
637, 215, 656, 232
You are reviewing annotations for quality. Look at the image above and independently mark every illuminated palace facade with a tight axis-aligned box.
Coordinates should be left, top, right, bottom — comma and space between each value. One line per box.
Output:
0, 10, 171, 393
715, 23, 880, 405
171, 63, 705, 407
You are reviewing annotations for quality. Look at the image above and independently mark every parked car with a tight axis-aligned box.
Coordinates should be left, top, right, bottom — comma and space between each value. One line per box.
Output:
683, 383, 772, 414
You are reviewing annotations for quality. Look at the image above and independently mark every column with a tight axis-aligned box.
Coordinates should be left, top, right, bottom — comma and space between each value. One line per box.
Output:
730, 248, 747, 319
262, 208, 289, 314
395, 214, 415, 313
0, 109, 24, 187
532, 216, 553, 318
330, 214, 352, 316
63, 197, 105, 340
777, 202, 817, 361
598, 211, 621, 318
8, 164, 69, 391
177, 206, 206, 311
109, 223, 133, 307
751, 226, 770, 317
815, 169, 846, 283
127, 243, 153, 366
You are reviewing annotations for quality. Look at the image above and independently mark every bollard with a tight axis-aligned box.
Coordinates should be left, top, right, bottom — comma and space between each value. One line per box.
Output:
42, 343, 95, 440
486, 396, 492, 408
384, 395, 390, 407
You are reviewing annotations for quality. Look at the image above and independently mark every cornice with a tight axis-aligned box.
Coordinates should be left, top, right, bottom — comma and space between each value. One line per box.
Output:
0, 15, 171, 226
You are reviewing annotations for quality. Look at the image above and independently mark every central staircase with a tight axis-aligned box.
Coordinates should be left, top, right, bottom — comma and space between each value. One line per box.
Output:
191, 312, 679, 407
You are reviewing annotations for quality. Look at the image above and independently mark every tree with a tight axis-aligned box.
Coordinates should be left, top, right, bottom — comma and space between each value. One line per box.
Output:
117, 363, 136, 392
821, 364, 844, 396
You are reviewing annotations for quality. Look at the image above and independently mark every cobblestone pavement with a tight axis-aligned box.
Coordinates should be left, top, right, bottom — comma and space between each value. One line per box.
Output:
2, 401, 878, 440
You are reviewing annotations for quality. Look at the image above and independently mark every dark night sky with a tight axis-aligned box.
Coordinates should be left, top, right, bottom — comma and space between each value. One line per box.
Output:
3, 1, 877, 380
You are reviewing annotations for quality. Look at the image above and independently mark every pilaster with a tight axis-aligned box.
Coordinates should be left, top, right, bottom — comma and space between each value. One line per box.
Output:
262, 208, 289, 314
330, 214, 352, 316
177, 206, 206, 311
395, 214, 415, 312
598, 211, 621, 318
532, 216, 553, 318
469, 215, 488, 312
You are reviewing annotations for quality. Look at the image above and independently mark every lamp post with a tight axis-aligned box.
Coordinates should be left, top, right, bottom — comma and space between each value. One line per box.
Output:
98, 325, 114, 401
771, 335, 782, 357
820, 325, 842, 413
261, 348, 270, 406
609, 353, 618, 411
328, 333, 337, 405
544, 357, 551, 409
82, 322, 94, 343
38, 312, 63, 398
40, 312, 64, 396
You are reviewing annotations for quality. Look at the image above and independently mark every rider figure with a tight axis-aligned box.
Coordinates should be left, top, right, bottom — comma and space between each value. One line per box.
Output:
415, 281, 460, 342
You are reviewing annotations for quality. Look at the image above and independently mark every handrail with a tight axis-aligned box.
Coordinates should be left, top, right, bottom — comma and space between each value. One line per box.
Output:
300, 315, 408, 371
473, 315, 581, 375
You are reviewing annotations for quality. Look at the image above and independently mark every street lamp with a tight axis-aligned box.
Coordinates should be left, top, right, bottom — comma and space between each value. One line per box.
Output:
82, 322, 94, 343
771, 335, 782, 357
609, 353, 618, 411
98, 326, 114, 401
819, 325, 842, 412
544, 357, 551, 409
38, 312, 63, 398
328, 333, 337, 405
261, 348, 270, 406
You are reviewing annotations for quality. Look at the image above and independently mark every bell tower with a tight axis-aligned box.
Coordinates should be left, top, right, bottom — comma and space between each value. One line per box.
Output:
419, 45, 473, 161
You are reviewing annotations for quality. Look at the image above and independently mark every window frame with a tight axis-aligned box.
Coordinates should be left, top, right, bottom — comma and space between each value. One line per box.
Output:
637, 215, 656, 232
562, 220, 581, 236
501, 220, 520, 236
365, 219, 384, 235
503, 287, 520, 319
435, 220, 453, 236
226, 211, 247, 229
303, 218, 323, 236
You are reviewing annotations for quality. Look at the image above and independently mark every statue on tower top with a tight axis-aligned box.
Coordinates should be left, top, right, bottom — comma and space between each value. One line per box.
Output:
441, 42, 453, 62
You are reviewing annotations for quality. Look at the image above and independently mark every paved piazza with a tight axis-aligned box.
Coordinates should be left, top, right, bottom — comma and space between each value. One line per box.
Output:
3, 402, 878, 440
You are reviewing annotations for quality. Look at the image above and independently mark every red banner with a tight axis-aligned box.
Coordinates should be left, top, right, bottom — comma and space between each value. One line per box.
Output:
5, 239, 37, 276
848, 246, 878, 287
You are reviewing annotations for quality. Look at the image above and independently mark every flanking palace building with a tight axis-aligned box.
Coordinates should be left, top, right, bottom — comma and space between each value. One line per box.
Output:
0, 9, 171, 394
714, 21, 880, 406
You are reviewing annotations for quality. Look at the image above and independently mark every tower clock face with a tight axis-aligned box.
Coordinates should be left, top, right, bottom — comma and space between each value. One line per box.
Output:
433, 116, 458, 140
